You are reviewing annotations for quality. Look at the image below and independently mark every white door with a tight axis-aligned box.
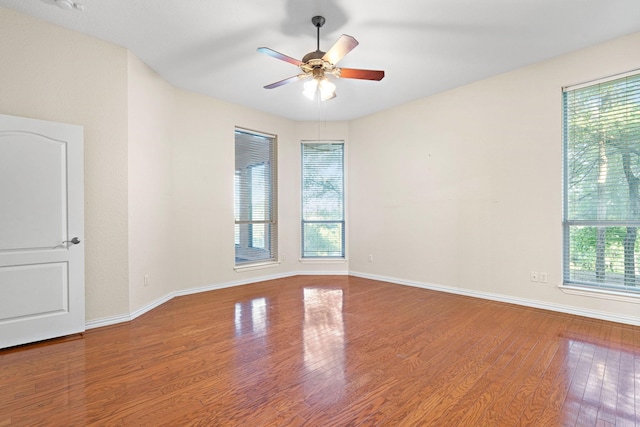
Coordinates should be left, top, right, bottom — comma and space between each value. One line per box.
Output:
0, 114, 84, 349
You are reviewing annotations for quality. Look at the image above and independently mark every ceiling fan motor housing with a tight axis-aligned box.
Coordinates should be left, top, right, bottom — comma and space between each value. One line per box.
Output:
301, 51, 325, 63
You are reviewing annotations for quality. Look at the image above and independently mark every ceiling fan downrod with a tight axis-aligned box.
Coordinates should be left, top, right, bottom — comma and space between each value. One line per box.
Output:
311, 16, 325, 52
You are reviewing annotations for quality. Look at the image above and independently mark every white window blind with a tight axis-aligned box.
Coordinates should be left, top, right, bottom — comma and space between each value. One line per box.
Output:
563, 71, 640, 292
235, 129, 277, 265
301, 142, 345, 258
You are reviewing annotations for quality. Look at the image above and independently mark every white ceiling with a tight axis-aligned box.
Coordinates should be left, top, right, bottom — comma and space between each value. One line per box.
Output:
2, 0, 640, 121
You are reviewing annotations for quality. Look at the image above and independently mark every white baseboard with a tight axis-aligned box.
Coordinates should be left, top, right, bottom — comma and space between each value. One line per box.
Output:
85, 270, 347, 330
349, 270, 640, 327
85, 312, 132, 330
87, 268, 640, 330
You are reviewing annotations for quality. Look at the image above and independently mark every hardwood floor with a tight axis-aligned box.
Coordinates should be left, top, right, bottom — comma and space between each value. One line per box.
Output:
1, 275, 639, 426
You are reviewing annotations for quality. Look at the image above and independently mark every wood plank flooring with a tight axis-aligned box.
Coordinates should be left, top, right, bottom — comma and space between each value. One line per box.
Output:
1, 275, 639, 426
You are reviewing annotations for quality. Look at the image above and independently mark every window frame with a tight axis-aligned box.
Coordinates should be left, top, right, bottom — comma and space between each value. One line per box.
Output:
234, 128, 278, 268
562, 69, 640, 299
300, 141, 346, 259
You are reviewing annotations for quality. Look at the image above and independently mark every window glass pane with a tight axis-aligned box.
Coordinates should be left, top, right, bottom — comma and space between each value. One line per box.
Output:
302, 144, 343, 221
567, 226, 640, 292
301, 142, 345, 258
563, 72, 640, 292
565, 76, 640, 222
235, 129, 277, 265
303, 222, 344, 257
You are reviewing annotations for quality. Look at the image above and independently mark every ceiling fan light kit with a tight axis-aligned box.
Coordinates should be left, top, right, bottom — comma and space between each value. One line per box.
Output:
303, 77, 336, 101
258, 16, 384, 101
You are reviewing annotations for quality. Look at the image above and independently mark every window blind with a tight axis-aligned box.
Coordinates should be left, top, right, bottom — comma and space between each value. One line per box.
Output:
301, 142, 345, 258
563, 72, 640, 291
235, 129, 277, 265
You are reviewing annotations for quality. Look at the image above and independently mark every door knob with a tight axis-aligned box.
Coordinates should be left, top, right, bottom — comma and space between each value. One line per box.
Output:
63, 237, 81, 245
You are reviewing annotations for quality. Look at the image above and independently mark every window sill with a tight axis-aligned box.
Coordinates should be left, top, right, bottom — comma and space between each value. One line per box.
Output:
234, 260, 280, 272
298, 258, 347, 264
559, 284, 640, 304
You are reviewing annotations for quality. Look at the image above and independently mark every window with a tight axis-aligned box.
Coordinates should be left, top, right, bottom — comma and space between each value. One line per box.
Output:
301, 142, 345, 258
235, 129, 277, 265
563, 71, 640, 293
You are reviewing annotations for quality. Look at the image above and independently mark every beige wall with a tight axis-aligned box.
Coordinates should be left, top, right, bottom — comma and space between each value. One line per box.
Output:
127, 49, 302, 313
0, 8, 130, 320
121, 27, 323, 313
349, 31, 640, 324
127, 53, 176, 311
170, 89, 299, 292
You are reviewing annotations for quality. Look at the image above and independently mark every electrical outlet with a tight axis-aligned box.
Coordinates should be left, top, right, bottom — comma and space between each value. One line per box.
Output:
540, 272, 548, 283
368, 254, 374, 262
144, 274, 149, 286
530, 271, 539, 282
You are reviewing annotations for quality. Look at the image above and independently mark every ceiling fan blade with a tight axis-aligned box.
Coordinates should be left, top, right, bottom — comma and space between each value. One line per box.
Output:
339, 68, 385, 81
257, 47, 303, 66
322, 35, 359, 65
264, 75, 303, 89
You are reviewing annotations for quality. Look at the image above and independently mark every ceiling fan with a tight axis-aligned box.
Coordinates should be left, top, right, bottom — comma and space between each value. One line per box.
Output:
257, 16, 385, 101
